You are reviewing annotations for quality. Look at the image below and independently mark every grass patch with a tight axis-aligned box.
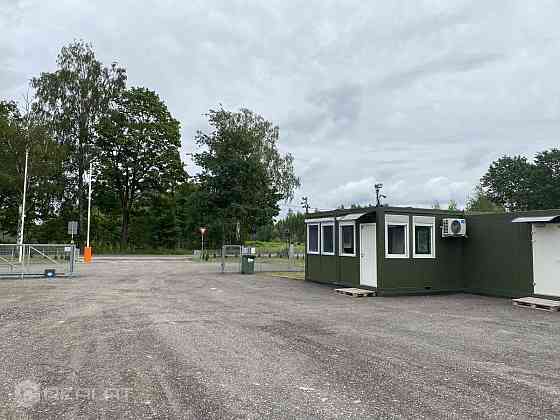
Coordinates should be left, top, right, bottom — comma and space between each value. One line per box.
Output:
265, 271, 305, 281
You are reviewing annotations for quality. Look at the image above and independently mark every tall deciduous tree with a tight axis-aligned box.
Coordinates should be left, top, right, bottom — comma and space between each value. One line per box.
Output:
481, 155, 535, 211
193, 107, 300, 244
96, 87, 185, 246
480, 150, 560, 211
31, 41, 126, 241
533, 149, 560, 209
0, 101, 65, 239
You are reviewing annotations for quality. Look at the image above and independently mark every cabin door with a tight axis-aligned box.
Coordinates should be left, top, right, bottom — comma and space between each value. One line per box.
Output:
360, 223, 377, 288
533, 224, 560, 297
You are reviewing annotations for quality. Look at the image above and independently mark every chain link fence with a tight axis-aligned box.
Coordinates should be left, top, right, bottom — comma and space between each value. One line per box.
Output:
0, 244, 77, 278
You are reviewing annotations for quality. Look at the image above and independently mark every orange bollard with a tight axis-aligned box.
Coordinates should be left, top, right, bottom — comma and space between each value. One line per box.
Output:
84, 246, 93, 263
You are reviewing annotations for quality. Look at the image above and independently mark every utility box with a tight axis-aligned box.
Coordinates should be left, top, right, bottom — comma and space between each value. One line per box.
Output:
241, 255, 255, 274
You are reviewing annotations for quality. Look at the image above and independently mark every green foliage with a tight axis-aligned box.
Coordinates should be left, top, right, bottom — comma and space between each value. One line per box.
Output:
465, 184, 505, 213
0, 101, 66, 240
193, 107, 300, 245
481, 149, 560, 211
1, 42, 303, 253
274, 210, 305, 243
533, 149, 560, 209
447, 200, 459, 211
31, 40, 126, 241
96, 87, 185, 246
481, 155, 534, 211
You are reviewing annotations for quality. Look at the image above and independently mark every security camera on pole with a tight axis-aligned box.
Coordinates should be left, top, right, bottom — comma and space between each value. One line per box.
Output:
374, 183, 387, 207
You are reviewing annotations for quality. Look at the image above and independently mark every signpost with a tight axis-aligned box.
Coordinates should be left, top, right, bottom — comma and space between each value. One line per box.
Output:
199, 227, 207, 258
68, 221, 78, 244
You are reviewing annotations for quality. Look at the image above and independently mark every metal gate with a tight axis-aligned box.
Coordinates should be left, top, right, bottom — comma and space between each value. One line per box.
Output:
0, 244, 77, 278
219, 244, 304, 273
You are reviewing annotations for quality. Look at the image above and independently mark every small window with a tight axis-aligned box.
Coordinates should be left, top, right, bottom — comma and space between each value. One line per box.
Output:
415, 226, 432, 254
307, 224, 319, 254
413, 216, 435, 258
339, 222, 356, 256
387, 225, 406, 255
385, 214, 409, 258
321, 223, 335, 255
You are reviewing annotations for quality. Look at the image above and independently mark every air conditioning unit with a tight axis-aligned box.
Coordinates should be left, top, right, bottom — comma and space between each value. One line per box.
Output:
442, 218, 467, 237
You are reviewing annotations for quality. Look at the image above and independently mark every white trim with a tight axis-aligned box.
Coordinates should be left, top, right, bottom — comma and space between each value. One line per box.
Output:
412, 215, 435, 225
512, 215, 560, 223
385, 214, 409, 259
386, 214, 409, 224
339, 221, 356, 257
359, 223, 377, 287
336, 213, 366, 221
413, 222, 436, 259
321, 222, 335, 255
305, 217, 335, 224
306, 223, 320, 255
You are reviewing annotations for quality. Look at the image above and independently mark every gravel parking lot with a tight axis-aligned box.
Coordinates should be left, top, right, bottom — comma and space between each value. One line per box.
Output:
1, 258, 559, 419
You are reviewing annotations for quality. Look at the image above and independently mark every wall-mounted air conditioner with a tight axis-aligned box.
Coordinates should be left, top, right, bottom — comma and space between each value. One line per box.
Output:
442, 218, 467, 237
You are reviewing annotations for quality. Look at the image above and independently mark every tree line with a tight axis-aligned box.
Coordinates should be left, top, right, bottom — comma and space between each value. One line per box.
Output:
1, 41, 558, 251
0, 41, 299, 251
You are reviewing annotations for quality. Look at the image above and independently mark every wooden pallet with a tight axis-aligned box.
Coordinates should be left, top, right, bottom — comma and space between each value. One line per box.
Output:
335, 288, 375, 298
512, 297, 560, 312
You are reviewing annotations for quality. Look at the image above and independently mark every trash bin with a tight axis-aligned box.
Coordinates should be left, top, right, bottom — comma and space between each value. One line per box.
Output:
241, 254, 255, 274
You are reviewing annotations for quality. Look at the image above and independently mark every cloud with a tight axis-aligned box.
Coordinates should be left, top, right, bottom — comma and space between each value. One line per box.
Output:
2, 1, 560, 215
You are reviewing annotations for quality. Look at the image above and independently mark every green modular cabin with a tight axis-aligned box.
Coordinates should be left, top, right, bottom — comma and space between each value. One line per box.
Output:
304, 206, 560, 298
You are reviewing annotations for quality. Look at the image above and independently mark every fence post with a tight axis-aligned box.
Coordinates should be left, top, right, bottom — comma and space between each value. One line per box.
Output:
69, 245, 75, 276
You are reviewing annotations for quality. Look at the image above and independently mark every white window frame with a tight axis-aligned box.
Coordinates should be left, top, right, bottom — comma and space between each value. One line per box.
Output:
413, 216, 436, 259
385, 214, 409, 259
307, 223, 320, 255
321, 222, 335, 256
339, 221, 356, 257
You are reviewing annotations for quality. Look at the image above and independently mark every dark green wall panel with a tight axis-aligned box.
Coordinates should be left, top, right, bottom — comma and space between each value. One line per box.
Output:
339, 257, 360, 286
464, 213, 533, 297
305, 208, 556, 297
378, 211, 464, 294
306, 255, 322, 282
320, 255, 339, 284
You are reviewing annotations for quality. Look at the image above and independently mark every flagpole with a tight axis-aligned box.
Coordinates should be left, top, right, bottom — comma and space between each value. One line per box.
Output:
18, 148, 29, 263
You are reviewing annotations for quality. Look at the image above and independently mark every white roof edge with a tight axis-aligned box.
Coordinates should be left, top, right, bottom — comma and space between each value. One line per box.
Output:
336, 212, 367, 221
304, 217, 335, 224
512, 215, 560, 223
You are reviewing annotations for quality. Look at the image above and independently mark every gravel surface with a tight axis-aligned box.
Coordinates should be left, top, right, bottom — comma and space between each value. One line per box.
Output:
1, 259, 559, 419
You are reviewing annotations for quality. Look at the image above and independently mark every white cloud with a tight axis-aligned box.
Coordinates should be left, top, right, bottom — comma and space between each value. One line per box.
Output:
2, 0, 560, 214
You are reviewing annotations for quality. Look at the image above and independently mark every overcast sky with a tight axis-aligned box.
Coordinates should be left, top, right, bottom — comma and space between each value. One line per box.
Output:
2, 1, 560, 213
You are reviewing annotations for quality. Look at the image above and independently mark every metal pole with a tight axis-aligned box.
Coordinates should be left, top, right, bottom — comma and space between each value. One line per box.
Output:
201, 232, 204, 258
86, 161, 92, 248
18, 148, 29, 263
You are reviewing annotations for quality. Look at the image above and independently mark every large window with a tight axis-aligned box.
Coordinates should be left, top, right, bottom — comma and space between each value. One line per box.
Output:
413, 216, 435, 258
385, 214, 409, 258
339, 222, 356, 256
307, 223, 319, 254
321, 223, 335, 255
